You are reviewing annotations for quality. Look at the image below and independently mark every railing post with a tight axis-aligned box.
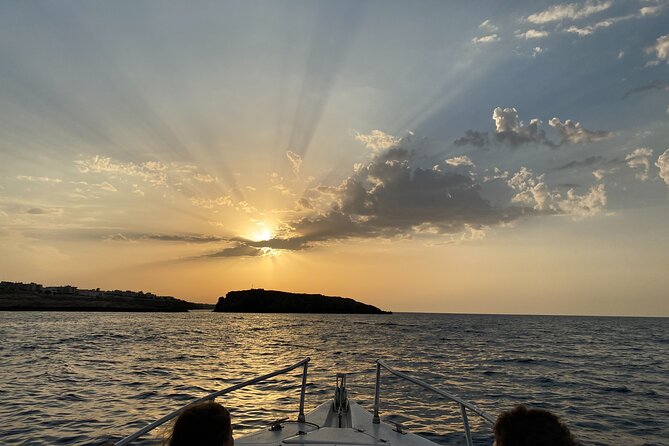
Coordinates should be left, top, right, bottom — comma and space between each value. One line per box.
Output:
298, 361, 308, 423
460, 403, 473, 446
372, 361, 381, 424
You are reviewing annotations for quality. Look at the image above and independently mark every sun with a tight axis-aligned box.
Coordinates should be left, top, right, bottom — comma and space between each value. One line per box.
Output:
257, 229, 272, 241
249, 222, 274, 242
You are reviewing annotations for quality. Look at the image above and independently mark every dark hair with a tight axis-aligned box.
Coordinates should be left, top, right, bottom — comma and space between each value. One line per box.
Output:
494, 405, 576, 446
167, 401, 232, 446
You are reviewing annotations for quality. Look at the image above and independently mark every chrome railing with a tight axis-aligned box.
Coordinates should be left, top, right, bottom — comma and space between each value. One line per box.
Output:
115, 357, 310, 446
372, 360, 494, 446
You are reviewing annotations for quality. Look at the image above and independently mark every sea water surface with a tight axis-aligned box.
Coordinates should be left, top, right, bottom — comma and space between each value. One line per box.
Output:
0, 312, 667, 446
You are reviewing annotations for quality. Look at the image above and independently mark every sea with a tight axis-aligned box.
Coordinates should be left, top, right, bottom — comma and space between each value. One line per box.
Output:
0, 312, 667, 446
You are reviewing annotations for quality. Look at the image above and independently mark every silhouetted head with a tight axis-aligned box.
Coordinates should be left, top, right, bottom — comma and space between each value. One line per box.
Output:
167, 401, 233, 446
493, 405, 576, 446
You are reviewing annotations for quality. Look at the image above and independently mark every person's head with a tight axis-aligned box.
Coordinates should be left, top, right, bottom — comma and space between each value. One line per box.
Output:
167, 401, 233, 446
493, 405, 576, 446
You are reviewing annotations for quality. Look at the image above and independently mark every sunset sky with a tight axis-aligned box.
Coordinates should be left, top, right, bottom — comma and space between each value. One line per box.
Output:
1, 1, 668, 316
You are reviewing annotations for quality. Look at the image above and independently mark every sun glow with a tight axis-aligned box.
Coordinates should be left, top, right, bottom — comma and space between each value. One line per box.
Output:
250, 222, 274, 242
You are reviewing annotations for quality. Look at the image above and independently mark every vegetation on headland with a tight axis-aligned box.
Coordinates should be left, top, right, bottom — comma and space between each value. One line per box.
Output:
214, 288, 391, 314
0, 281, 213, 312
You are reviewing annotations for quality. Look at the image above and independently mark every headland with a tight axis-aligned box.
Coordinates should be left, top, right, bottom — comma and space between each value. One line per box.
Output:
214, 288, 391, 314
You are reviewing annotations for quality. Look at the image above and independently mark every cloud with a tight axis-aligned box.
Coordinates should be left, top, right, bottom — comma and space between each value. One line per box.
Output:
646, 35, 669, 64
492, 107, 555, 147
286, 150, 303, 174
354, 130, 401, 151
296, 197, 313, 210
271, 146, 527, 248
445, 156, 475, 167
101, 231, 227, 244
190, 195, 258, 214
508, 167, 606, 218
472, 34, 500, 43
640, 5, 665, 16
75, 156, 220, 192
565, 25, 595, 36
132, 184, 145, 197
457, 108, 610, 149
517, 29, 549, 39
16, 175, 62, 184
106, 233, 130, 242
148, 234, 225, 243
564, 14, 635, 36
94, 182, 117, 192
75, 156, 168, 187
592, 168, 617, 180
483, 167, 510, 182
479, 19, 498, 32
526, 1, 613, 24
205, 245, 265, 258
623, 80, 669, 98
189, 195, 233, 209
271, 149, 607, 251
626, 148, 654, 181
200, 235, 313, 258
533, 47, 544, 57
192, 173, 216, 183
554, 156, 604, 171
454, 130, 489, 147
548, 117, 612, 144
26, 207, 63, 215
656, 148, 669, 186
271, 183, 293, 196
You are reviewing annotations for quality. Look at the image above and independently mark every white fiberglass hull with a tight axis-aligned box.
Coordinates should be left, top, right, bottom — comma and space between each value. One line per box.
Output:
236, 401, 439, 446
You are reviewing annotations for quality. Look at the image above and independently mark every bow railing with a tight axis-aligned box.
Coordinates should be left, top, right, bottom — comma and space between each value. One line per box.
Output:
372, 360, 494, 446
115, 357, 310, 446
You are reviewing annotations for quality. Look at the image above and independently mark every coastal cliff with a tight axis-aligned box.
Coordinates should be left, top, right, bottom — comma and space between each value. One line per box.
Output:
214, 289, 390, 314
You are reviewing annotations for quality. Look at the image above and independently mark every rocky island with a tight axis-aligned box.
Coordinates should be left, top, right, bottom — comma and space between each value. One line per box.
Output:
214, 289, 391, 314
0, 281, 207, 312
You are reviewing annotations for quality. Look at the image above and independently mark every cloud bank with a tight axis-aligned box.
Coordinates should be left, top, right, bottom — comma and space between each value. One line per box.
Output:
455, 107, 611, 148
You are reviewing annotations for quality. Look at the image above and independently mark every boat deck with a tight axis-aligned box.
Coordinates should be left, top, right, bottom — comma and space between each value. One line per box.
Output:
237, 402, 439, 446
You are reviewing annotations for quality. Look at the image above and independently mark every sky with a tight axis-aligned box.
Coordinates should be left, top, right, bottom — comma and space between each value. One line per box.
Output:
1, 1, 668, 316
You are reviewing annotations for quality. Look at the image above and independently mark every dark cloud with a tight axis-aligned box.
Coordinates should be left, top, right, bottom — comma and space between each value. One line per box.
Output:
553, 156, 604, 171
145, 234, 225, 243
296, 197, 313, 210
25, 207, 62, 215
205, 245, 264, 258
260, 145, 524, 248
200, 236, 314, 258
623, 80, 669, 98
454, 130, 489, 147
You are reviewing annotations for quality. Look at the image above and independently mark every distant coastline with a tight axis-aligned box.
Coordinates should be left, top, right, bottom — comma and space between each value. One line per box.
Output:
0, 281, 212, 312
0, 281, 389, 314
214, 288, 391, 314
